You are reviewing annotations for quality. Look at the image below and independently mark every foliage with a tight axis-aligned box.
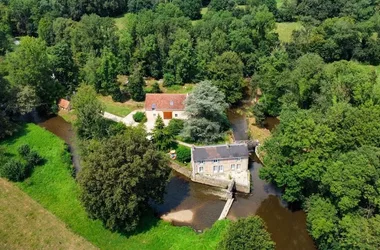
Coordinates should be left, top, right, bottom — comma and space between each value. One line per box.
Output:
17, 144, 30, 157
167, 119, 184, 136
0, 159, 25, 182
163, 73, 176, 87
78, 127, 171, 232
181, 80, 229, 143
127, 66, 146, 101
176, 145, 191, 163
219, 216, 275, 250
150, 81, 162, 93
133, 111, 146, 123
172, 0, 202, 19
152, 115, 174, 151
72, 85, 107, 140
5, 36, 60, 112
208, 51, 245, 104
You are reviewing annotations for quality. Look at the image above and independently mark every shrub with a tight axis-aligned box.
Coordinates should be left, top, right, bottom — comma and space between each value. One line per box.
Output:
219, 216, 275, 250
151, 82, 162, 93
163, 73, 176, 87
176, 145, 191, 163
26, 151, 43, 167
1, 159, 25, 182
18, 144, 31, 157
133, 112, 146, 123
167, 119, 184, 136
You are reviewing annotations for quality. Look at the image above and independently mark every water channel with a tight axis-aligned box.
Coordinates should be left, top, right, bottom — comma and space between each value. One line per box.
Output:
36, 113, 315, 250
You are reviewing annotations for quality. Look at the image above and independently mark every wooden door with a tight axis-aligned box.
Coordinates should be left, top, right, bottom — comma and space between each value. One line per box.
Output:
163, 112, 172, 119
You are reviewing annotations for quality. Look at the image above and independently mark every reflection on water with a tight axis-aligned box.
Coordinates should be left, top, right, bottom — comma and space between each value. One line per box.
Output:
37, 115, 81, 173
153, 173, 225, 231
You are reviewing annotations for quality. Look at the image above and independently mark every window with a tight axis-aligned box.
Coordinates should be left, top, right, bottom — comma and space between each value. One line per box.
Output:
219, 165, 224, 173
170, 100, 174, 106
237, 164, 241, 170
231, 164, 236, 171
213, 166, 218, 173
153, 113, 156, 117
152, 104, 156, 110
198, 166, 204, 173
213, 159, 219, 163
175, 114, 178, 117
198, 161, 204, 165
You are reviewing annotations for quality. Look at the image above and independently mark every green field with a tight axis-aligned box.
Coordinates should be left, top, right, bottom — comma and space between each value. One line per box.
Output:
276, 22, 303, 43
0, 124, 229, 249
98, 95, 139, 117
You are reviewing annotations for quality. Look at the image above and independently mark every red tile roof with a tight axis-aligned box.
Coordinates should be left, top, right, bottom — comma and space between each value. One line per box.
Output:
58, 99, 70, 109
145, 94, 187, 111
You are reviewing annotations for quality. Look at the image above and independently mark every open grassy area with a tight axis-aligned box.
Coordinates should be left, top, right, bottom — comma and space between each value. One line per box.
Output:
98, 95, 143, 117
58, 110, 77, 123
276, 22, 303, 43
0, 124, 229, 249
113, 13, 129, 30
0, 178, 96, 250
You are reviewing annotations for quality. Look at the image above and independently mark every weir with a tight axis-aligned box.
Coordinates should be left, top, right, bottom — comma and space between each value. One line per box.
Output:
218, 180, 235, 220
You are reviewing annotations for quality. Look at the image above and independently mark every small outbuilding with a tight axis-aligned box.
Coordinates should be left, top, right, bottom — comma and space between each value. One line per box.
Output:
58, 99, 71, 111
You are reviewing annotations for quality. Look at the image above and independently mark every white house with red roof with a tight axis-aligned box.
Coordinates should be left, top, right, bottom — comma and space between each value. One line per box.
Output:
144, 94, 188, 124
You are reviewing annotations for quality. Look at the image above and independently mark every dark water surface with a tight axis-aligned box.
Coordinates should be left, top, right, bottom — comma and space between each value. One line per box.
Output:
38, 115, 315, 249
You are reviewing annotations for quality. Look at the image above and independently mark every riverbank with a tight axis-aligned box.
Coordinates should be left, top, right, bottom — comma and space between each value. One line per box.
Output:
0, 123, 230, 249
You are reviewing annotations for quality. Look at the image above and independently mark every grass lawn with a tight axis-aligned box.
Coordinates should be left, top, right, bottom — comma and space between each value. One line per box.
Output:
0, 124, 229, 249
276, 22, 303, 43
113, 13, 129, 30
0, 178, 96, 250
58, 110, 77, 123
98, 95, 143, 117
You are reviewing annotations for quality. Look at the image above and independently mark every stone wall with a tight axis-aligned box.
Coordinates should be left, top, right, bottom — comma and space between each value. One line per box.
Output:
169, 161, 191, 178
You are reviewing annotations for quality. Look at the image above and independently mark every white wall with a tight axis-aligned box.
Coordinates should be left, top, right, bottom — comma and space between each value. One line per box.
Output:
146, 110, 187, 124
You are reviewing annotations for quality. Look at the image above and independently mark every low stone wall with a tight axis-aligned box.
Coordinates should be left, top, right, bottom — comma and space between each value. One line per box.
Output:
191, 174, 230, 189
169, 161, 191, 178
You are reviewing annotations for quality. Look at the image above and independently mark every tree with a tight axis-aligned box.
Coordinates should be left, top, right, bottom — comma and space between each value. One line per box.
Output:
72, 85, 107, 140
0, 159, 25, 182
127, 66, 146, 101
38, 16, 54, 46
78, 127, 170, 232
0, 4, 11, 55
49, 42, 79, 94
209, 0, 235, 11
152, 115, 173, 151
167, 119, 184, 136
172, 0, 202, 19
166, 29, 195, 84
6, 36, 59, 111
176, 145, 191, 163
181, 80, 229, 143
219, 216, 275, 250
208, 51, 245, 104
97, 48, 120, 97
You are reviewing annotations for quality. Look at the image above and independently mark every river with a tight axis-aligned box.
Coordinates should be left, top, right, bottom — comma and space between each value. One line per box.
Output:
37, 114, 315, 250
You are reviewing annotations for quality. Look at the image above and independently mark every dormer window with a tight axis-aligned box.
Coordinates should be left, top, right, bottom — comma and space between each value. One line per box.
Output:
170, 100, 174, 106
152, 104, 156, 110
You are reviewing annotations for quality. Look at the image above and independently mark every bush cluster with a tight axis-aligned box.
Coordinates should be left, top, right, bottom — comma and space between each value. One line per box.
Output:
0, 144, 44, 182
176, 145, 191, 163
133, 112, 147, 123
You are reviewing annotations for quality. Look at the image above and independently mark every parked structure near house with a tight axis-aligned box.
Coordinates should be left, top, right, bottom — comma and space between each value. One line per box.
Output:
191, 143, 251, 193
58, 99, 71, 111
144, 94, 188, 123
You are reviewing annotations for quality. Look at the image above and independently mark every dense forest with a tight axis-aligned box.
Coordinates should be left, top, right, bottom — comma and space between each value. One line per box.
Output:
1, 0, 380, 249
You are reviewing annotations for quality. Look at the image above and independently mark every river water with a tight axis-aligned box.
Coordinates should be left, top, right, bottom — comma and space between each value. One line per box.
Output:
37, 114, 315, 250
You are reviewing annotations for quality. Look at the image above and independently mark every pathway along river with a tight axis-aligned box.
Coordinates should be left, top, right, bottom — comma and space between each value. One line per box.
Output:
37, 114, 315, 250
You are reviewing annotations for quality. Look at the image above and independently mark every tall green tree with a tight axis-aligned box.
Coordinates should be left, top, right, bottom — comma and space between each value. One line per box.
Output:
152, 115, 173, 151
166, 29, 195, 84
97, 48, 120, 96
78, 127, 170, 232
172, 0, 202, 19
127, 66, 146, 101
72, 85, 106, 140
208, 51, 245, 104
6, 36, 59, 111
181, 80, 229, 143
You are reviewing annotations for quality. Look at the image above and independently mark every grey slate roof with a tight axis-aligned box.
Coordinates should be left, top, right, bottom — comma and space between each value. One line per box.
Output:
192, 144, 249, 162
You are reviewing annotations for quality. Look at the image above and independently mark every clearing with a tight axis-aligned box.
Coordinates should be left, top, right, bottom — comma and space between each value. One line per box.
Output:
0, 124, 229, 249
0, 178, 96, 250
276, 22, 303, 43
98, 95, 143, 117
